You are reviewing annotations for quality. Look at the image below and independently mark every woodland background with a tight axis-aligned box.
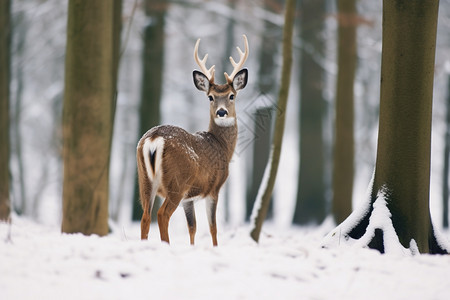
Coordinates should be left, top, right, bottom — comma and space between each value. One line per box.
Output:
2, 0, 450, 232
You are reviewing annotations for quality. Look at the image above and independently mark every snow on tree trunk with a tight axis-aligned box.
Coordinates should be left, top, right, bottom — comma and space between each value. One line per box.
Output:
250, 0, 295, 243
324, 0, 449, 255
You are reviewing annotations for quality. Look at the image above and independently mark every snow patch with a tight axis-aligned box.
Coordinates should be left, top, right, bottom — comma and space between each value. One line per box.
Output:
323, 170, 375, 247
431, 220, 450, 252
355, 185, 408, 255
324, 182, 424, 256
249, 146, 274, 231
2, 217, 450, 300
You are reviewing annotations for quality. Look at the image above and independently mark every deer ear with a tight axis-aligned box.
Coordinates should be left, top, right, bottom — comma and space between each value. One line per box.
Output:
232, 68, 248, 91
193, 70, 210, 92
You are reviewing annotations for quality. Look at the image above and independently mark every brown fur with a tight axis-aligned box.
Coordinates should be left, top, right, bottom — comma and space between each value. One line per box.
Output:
136, 83, 241, 246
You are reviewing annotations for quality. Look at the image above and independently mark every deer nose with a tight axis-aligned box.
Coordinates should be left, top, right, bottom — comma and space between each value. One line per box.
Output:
216, 108, 228, 118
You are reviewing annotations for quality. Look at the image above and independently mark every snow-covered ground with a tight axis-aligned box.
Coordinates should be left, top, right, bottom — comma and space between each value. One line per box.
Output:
1, 217, 450, 300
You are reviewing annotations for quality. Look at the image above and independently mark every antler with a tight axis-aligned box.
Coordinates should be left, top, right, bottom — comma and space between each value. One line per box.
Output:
224, 34, 249, 84
194, 39, 215, 82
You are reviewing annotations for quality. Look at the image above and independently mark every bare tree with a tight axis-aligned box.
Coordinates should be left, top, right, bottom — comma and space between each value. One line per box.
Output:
293, 0, 327, 225
62, 0, 122, 235
132, 0, 167, 221
332, 0, 357, 224
246, 0, 282, 221
0, 0, 11, 221
443, 75, 450, 229
250, 0, 296, 243
325, 0, 447, 254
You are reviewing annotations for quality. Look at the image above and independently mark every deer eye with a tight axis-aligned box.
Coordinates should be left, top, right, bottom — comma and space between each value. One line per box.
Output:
208, 95, 214, 101
229, 94, 235, 100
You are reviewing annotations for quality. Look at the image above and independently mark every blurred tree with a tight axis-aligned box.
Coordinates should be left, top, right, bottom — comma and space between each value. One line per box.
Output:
443, 75, 450, 229
132, 0, 167, 221
246, 0, 282, 221
10, 11, 27, 216
332, 0, 357, 224
329, 0, 446, 254
222, 0, 236, 223
250, 0, 296, 242
62, 0, 122, 236
0, 0, 11, 221
293, 0, 327, 225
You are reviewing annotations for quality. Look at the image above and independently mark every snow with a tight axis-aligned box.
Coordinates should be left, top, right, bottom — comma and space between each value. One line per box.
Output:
2, 217, 450, 300
249, 146, 273, 231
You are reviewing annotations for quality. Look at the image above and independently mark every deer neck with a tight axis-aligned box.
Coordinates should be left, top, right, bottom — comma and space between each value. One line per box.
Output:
208, 118, 237, 162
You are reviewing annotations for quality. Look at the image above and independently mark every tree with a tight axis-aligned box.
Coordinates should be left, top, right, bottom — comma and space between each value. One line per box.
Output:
132, 0, 166, 221
442, 75, 450, 229
293, 0, 327, 225
324, 0, 448, 254
0, 0, 11, 221
246, 0, 282, 221
62, 0, 122, 236
332, 0, 357, 224
250, 0, 296, 242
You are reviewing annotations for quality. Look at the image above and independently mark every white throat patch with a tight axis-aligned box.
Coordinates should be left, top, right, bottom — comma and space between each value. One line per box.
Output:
214, 117, 235, 127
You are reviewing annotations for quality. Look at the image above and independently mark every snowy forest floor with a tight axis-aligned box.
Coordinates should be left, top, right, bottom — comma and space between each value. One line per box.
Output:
1, 216, 450, 300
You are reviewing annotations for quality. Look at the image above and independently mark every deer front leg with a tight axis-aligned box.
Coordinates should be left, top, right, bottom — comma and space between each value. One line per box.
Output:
205, 197, 218, 246
183, 201, 197, 245
157, 195, 181, 244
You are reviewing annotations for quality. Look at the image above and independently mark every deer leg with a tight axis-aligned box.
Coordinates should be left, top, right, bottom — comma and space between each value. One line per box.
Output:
183, 201, 197, 245
157, 195, 181, 244
139, 173, 156, 240
206, 197, 218, 246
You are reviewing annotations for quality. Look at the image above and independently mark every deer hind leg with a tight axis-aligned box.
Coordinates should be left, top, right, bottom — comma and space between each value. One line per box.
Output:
157, 195, 181, 244
183, 201, 197, 245
139, 136, 164, 240
139, 178, 158, 240
206, 197, 218, 246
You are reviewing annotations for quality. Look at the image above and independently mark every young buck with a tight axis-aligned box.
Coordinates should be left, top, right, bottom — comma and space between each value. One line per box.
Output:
137, 35, 249, 246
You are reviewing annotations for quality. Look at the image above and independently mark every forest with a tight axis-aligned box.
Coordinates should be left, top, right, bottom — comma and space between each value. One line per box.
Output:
2, 0, 450, 248
0, 0, 450, 299
2, 0, 450, 298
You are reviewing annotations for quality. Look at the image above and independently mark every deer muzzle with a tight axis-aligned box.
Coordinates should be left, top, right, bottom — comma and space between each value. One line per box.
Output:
216, 108, 228, 118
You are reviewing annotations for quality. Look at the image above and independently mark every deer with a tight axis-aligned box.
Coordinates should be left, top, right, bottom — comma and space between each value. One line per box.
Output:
136, 35, 249, 246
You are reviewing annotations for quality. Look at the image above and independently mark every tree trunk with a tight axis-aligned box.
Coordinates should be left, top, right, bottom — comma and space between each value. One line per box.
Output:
0, 0, 11, 221
443, 75, 450, 229
10, 12, 27, 216
293, 0, 327, 225
247, 108, 273, 221
332, 0, 357, 224
109, 0, 123, 222
62, 0, 120, 236
246, 1, 281, 220
132, 0, 166, 221
222, 0, 235, 224
250, 0, 296, 242
325, 0, 447, 254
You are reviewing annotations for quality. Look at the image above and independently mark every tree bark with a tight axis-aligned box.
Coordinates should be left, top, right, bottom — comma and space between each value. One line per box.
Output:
132, 0, 166, 221
0, 0, 11, 221
332, 0, 357, 224
293, 0, 327, 225
62, 0, 120, 235
326, 0, 447, 254
250, 0, 296, 242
